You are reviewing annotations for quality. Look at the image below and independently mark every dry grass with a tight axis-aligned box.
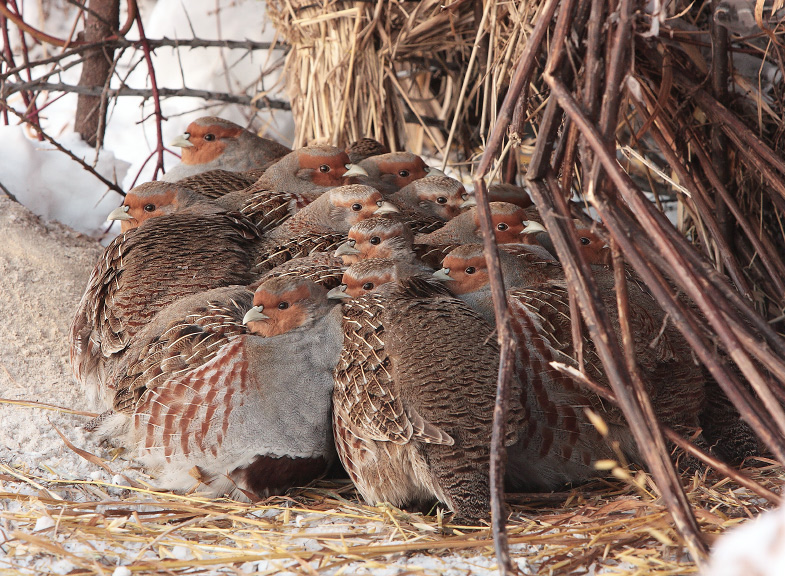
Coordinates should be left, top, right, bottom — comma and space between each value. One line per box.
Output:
1, 453, 782, 575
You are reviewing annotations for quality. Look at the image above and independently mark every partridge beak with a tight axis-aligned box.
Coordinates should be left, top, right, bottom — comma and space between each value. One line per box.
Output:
521, 221, 547, 235
107, 205, 132, 222
343, 163, 368, 178
374, 201, 399, 215
334, 240, 360, 257
170, 133, 195, 148
460, 196, 477, 209
425, 167, 447, 178
432, 268, 454, 282
327, 285, 352, 300
242, 305, 269, 325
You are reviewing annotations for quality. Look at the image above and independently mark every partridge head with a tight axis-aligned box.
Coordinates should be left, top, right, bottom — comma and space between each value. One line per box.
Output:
334, 217, 416, 265
266, 184, 399, 240
327, 257, 436, 300
357, 152, 443, 193
415, 202, 542, 245
107, 182, 223, 232
388, 175, 467, 221
254, 145, 367, 203
163, 116, 291, 181
243, 275, 338, 336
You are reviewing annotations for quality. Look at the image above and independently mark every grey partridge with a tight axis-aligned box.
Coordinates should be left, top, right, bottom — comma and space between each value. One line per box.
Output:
356, 152, 442, 194
435, 244, 708, 486
97, 276, 342, 500
329, 259, 513, 522
71, 207, 264, 411
163, 116, 291, 181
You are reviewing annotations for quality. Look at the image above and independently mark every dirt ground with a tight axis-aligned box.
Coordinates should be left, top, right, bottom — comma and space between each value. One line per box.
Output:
0, 194, 105, 478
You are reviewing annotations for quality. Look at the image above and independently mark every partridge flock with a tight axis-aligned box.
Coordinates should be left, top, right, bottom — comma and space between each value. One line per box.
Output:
70, 116, 755, 522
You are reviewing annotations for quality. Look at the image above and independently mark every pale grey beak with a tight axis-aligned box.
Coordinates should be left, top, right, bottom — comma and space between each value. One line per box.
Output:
343, 164, 369, 178
432, 268, 454, 281
334, 240, 360, 257
107, 205, 132, 222
374, 201, 400, 215
460, 196, 477, 209
242, 305, 269, 325
327, 285, 352, 300
521, 221, 547, 235
425, 167, 447, 178
170, 133, 194, 148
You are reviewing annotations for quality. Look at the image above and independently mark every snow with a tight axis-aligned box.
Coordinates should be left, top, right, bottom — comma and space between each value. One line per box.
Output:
703, 505, 785, 576
2, 0, 293, 238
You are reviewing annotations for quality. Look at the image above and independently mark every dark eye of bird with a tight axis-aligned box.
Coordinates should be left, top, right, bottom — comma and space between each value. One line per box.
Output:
398, 170, 410, 178
369, 236, 381, 245
436, 197, 447, 204
465, 267, 476, 274
580, 237, 591, 245
143, 204, 156, 212
362, 282, 374, 291
496, 223, 509, 231
320, 164, 330, 173
278, 301, 289, 310
351, 203, 363, 211
204, 133, 215, 141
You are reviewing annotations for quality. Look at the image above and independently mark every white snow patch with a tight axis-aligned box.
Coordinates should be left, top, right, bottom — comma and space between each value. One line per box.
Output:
703, 505, 785, 576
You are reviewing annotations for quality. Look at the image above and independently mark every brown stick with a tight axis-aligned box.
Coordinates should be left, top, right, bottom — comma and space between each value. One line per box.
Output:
471, 1, 562, 572
546, 75, 785, 459
550, 363, 782, 506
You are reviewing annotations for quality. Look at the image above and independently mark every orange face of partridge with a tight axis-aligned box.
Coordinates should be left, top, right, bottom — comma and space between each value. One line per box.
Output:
118, 188, 183, 232
343, 220, 408, 264
297, 149, 353, 187
439, 252, 490, 295
331, 187, 395, 229
245, 283, 314, 337
576, 228, 611, 266
473, 207, 529, 244
371, 155, 430, 189
179, 122, 244, 165
340, 264, 397, 298
414, 178, 467, 220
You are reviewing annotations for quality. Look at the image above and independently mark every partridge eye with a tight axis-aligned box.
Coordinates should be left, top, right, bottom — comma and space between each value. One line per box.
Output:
278, 301, 290, 310
398, 169, 410, 178
369, 236, 381, 245
351, 203, 363, 212
143, 204, 156, 212
204, 133, 215, 142
465, 266, 476, 274
320, 164, 331, 173
362, 282, 374, 291
436, 196, 448, 204
496, 223, 509, 231
580, 236, 591, 245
